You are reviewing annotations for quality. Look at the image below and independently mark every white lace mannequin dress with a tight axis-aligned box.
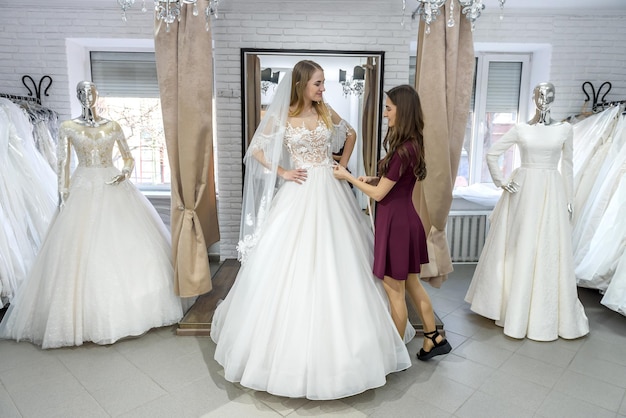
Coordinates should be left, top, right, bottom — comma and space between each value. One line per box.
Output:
0, 120, 182, 348
465, 123, 589, 341
211, 120, 412, 400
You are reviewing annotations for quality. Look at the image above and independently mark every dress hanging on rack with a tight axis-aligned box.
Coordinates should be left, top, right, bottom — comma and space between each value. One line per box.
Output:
0, 99, 57, 308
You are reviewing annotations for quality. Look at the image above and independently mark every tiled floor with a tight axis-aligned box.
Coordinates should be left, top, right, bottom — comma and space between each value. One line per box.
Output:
1, 263, 625, 417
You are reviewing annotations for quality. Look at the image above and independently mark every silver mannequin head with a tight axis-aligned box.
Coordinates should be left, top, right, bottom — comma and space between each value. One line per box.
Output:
533, 82, 555, 112
528, 82, 557, 125
76, 81, 98, 108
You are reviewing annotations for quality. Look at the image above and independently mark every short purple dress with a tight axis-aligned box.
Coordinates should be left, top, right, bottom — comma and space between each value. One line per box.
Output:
373, 142, 429, 280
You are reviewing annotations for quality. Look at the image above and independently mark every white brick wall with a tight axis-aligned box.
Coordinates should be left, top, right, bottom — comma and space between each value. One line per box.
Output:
2, 2, 625, 259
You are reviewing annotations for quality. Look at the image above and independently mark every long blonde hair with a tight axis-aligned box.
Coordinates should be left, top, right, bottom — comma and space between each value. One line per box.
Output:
289, 60, 333, 129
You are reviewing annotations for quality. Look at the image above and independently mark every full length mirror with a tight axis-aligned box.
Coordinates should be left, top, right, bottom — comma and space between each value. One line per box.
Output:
241, 48, 384, 209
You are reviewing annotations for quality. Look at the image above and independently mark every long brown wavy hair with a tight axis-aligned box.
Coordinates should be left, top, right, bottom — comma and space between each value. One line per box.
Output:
378, 84, 426, 181
289, 60, 333, 129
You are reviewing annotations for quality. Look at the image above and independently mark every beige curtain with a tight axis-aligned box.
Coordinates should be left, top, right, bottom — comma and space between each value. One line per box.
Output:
362, 56, 379, 178
245, 55, 262, 148
362, 57, 380, 218
414, 0, 475, 287
154, 1, 220, 297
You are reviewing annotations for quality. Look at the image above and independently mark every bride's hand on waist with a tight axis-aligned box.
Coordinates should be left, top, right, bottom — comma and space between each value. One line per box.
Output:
281, 168, 308, 184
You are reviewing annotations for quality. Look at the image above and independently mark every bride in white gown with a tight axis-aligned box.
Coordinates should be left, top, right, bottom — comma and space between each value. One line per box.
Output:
211, 60, 412, 400
0, 81, 182, 348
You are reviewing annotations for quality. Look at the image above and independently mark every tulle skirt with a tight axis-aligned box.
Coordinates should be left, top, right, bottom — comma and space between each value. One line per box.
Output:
0, 166, 183, 348
211, 166, 412, 400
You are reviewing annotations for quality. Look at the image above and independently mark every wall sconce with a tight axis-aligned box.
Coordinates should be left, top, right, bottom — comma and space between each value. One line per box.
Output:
261, 68, 280, 94
339, 66, 365, 98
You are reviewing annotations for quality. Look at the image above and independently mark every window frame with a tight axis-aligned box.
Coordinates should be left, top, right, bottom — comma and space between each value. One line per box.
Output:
468, 52, 532, 186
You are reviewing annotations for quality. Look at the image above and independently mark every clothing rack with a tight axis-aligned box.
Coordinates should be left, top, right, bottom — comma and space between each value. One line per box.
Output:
0, 92, 40, 105
581, 81, 626, 113
0, 74, 53, 106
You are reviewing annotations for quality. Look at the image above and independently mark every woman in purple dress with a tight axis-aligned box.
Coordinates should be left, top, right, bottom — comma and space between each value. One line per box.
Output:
334, 84, 451, 360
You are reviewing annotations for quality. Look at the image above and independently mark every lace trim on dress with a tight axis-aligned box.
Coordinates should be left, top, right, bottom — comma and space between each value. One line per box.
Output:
237, 195, 269, 263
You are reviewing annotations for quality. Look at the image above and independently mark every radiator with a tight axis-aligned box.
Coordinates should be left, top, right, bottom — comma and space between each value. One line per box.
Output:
446, 211, 490, 263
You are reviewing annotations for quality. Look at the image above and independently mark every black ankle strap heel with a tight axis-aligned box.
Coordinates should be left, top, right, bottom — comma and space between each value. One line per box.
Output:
417, 330, 452, 361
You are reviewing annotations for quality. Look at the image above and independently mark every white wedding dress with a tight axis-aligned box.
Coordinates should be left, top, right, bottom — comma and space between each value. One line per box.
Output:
0, 120, 183, 348
211, 120, 412, 400
0, 99, 56, 308
465, 123, 589, 341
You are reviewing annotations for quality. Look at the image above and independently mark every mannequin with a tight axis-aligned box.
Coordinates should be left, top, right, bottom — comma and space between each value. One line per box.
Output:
0, 81, 182, 349
58, 81, 133, 208
503, 82, 573, 218
528, 82, 556, 126
464, 82, 589, 341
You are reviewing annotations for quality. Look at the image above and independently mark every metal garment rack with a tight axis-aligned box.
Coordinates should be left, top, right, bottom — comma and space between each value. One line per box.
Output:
0, 75, 53, 105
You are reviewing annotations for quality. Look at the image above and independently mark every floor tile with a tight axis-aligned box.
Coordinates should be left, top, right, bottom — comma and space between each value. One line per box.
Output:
429, 353, 495, 389
139, 351, 213, 392
499, 352, 565, 388
536, 390, 616, 418
200, 392, 282, 417
569, 346, 626, 388
169, 375, 248, 417
468, 327, 525, 352
400, 373, 475, 414
620, 392, 626, 416
341, 382, 405, 415
515, 338, 578, 368
0, 385, 21, 418
367, 395, 452, 418
287, 399, 367, 417
1, 262, 625, 417
478, 369, 550, 411
56, 346, 143, 392
455, 390, 534, 418
88, 372, 167, 416
252, 390, 315, 416
452, 338, 513, 369
5, 372, 95, 418
553, 370, 625, 412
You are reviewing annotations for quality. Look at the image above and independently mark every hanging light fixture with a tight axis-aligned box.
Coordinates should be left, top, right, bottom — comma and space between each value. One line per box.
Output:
117, 0, 221, 31
404, 0, 505, 33
339, 66, 366, 98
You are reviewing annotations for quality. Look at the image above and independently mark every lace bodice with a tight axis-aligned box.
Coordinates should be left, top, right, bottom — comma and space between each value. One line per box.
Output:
285, 121, 335, 169
57, 120, 133, 193
58, 121, 124, 168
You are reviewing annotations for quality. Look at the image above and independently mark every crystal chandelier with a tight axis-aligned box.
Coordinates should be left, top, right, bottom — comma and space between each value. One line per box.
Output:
117, 0, 221, 31
339, 67, 365, 98
405, 0, 505, 33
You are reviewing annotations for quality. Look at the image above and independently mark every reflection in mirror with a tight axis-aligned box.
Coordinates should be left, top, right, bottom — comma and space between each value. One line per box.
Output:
241, 48, 384, 210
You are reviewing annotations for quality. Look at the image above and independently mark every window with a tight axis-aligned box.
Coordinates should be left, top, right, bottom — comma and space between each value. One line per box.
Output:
90, 51, 170, 190
457, 53, 531, 189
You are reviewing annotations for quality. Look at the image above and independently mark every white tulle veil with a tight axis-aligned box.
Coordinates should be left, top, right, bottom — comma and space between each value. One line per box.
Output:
237, 71, 294, 263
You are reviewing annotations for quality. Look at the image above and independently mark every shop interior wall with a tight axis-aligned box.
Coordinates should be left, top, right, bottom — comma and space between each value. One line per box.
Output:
1, 1, 625, 259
